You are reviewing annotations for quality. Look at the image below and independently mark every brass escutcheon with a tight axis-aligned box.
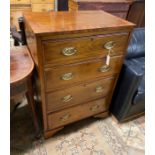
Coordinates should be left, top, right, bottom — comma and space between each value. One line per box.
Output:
96, 86, 104, 93
99, 65, 110, 73
62, 47, 77, 56
61, 73, 74, 81
60, 114, 70, 122
90, 105, 100, 112
104, 41, 116, 50
62, 95, 73, 102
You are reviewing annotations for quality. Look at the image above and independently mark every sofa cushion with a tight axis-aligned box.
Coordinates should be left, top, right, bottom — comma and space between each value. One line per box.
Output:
126, 28, 145, 59
125, 57, 145, 76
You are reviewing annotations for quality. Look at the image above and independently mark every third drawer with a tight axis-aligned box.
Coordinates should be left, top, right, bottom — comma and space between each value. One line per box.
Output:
46, 77, 115, 113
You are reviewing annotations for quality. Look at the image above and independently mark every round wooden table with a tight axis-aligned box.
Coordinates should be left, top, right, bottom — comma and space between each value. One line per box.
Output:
10, 46, 40, 138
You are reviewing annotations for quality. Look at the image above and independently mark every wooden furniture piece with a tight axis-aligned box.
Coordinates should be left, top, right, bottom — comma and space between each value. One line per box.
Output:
69, 0, 78, 11
24, 11, 134, 138
10, 0, 56, 29
31, 0, 55, 12
10, 0, 31, 30
10, 46, 40, 137
127, 0, 145, 27
68, 0, 133, 19
58, 0, 145, 26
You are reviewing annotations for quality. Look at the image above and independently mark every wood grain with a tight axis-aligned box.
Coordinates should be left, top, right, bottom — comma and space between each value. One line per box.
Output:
73, 0, 133, 19
44, 56, 123, 91
10, 46, 34, 85
10, 46, 40, 137
31, 4, 54, 12
23, 11, 134, 36
46, 77, 115, 113
43, 32, 129, 66
47, 97, 109, 129
24, 11, 135, 137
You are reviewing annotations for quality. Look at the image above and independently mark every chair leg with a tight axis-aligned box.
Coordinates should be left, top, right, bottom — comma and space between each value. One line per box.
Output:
26, 78, 41, 139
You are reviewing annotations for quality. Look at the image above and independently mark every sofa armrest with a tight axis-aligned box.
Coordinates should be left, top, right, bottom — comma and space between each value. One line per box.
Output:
110, 57, 145, 120
132, 74, 145, 105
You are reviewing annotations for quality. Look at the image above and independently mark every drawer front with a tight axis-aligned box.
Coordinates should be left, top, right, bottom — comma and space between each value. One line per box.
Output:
31, 4, 54, 12
31, 0, 54, 3
45, 56, 123, 91
48, 97, 108, 129
43, 33, 129, 66
11, 0, 30, 4
46, 77, 115, 112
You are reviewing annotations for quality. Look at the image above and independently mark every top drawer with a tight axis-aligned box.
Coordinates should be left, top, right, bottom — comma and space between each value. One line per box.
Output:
42, 33, 129, 66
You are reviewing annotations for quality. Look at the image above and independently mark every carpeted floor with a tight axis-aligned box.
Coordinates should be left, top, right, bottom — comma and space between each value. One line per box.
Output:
10, 101, 145, 155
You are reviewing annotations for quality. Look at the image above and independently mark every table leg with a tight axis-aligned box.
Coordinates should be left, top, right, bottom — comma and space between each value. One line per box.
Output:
26, 78, 40, 138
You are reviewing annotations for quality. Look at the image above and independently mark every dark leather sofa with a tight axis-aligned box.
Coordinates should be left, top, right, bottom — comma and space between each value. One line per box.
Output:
110, 28, 145, 122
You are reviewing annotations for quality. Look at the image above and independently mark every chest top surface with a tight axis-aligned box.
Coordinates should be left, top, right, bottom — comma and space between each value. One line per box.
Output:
24, 11, 134, 36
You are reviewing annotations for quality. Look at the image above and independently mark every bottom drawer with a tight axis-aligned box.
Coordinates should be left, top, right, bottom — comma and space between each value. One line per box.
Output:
48, 97, 109, 129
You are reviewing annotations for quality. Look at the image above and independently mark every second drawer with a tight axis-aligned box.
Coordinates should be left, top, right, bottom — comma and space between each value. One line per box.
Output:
46, 77, 115, 112
44, 55, 123, 91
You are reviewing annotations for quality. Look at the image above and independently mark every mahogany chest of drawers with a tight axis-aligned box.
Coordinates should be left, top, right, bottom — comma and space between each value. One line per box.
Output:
24, 11, 134, 138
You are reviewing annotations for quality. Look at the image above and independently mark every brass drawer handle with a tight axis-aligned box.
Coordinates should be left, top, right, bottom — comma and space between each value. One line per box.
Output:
104, 41, 116, 50
99, 65, 110, 73
61, 73, 74, 81
62, 95, 73, 102
90, 105, 100, 112
60, 114, 71, 122
95, 86, 104, 93
62, 47, 77, 56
